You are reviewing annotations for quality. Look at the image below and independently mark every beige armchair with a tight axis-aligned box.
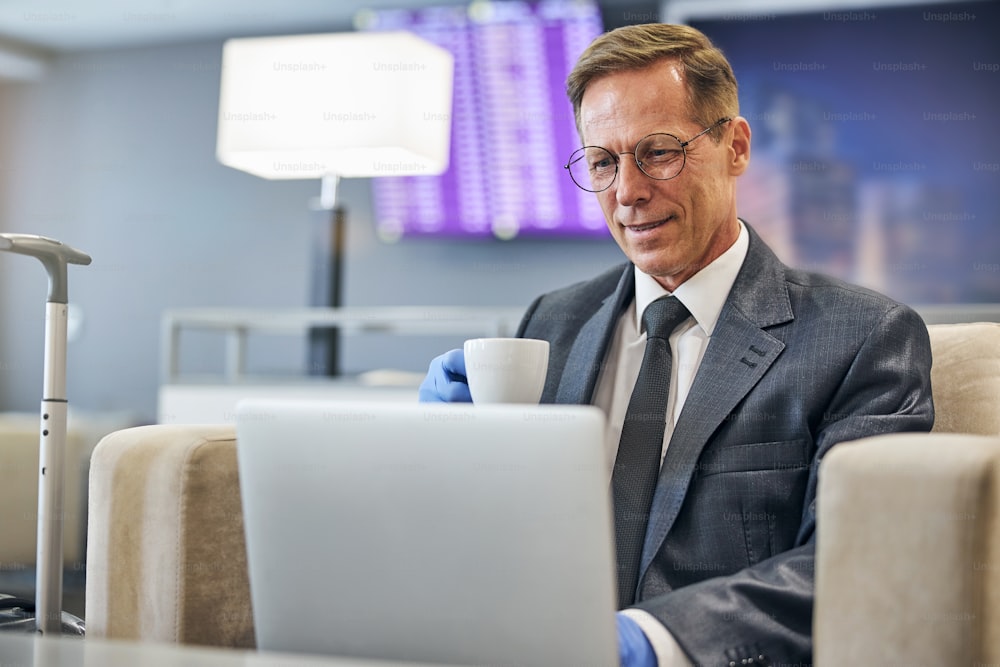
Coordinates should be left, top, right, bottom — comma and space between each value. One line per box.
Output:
85, 323, 1000, 662
813, 322, 1000, 666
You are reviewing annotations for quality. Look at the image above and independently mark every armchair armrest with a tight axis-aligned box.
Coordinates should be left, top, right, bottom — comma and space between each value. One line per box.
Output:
814, 432, 1000, 665
85, 424, 255, 648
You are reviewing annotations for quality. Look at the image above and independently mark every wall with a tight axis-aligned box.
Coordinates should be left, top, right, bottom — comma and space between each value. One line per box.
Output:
6, 0, 992, 421
0, 40, 625, 420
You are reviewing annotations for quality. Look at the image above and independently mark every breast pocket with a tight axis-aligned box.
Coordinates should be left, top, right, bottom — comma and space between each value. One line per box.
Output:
696, 439, 810, 477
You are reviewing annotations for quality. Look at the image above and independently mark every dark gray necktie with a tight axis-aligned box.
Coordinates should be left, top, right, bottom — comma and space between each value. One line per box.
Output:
612, 295, 690, 609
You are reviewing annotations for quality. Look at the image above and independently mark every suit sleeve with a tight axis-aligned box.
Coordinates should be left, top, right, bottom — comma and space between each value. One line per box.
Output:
634, 303, 934, 665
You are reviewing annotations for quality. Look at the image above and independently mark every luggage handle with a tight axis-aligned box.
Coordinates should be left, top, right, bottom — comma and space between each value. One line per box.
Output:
0, 233, 92, 304
0, 233, 90, 634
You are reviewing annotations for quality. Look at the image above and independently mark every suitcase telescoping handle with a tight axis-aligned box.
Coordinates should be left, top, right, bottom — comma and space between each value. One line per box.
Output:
0, 233, 91, 634
0, 234, 92, 303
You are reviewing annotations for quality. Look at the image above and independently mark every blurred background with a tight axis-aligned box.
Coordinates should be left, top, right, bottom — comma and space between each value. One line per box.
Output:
0, 0, 996, 424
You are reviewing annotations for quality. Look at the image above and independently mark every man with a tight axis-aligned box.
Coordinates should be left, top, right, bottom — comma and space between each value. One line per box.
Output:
420, 23, 933, 666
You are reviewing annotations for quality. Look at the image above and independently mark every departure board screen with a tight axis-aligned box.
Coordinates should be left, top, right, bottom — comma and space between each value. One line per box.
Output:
361, 0, 608, 239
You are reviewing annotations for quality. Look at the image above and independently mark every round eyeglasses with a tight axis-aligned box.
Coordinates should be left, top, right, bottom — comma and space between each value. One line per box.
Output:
564, 118, 732, 192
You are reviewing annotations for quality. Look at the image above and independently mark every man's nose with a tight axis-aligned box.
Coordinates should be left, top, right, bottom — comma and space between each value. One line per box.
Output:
615, 154, 651, 206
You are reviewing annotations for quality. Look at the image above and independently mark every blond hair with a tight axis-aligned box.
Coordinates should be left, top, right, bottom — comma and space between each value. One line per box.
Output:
567, 23, 738, 139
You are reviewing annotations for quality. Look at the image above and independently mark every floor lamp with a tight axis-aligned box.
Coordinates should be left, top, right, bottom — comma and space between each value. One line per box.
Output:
216, 30, 453, 375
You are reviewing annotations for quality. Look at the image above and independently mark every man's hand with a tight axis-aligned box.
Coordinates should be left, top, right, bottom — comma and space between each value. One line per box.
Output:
618, 612, 657, 667
418, 349, 472, 403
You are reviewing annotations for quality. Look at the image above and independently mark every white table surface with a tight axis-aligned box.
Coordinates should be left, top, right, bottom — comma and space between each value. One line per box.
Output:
0, 633, 447, 666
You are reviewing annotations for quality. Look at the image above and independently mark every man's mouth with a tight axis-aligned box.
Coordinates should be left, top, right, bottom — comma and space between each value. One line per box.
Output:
625, 215, 674, 233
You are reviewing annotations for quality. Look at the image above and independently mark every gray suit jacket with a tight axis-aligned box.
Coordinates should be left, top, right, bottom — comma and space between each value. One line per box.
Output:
516, 224, 934, 666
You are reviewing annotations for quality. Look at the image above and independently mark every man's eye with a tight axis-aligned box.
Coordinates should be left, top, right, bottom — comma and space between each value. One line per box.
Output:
643, 149, 681, 163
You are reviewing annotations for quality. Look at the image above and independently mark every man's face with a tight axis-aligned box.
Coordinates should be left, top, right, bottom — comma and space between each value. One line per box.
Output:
579, 59, 750, 291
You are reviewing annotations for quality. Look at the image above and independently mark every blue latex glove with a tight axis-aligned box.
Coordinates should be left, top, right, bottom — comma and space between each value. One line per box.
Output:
617, 612, 657, 667
418, 349, 473, 403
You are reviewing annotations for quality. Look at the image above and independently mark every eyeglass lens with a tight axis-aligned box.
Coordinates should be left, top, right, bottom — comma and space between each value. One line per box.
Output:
566, 134, 687, 192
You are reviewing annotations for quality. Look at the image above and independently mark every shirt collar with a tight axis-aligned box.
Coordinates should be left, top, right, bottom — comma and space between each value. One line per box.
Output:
633, 220, 749, 336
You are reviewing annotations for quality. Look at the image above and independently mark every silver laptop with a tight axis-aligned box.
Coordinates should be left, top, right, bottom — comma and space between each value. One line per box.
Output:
235, 398, 618, 666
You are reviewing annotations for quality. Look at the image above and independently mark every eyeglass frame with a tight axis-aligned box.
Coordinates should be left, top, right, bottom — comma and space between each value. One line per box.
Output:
564, 117, 733, 193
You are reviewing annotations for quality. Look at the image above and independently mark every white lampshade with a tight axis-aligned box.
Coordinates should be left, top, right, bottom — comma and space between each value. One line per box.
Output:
216, 31, 454, 180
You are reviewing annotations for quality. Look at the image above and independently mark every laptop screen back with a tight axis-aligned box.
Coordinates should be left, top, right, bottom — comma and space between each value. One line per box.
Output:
235, 399, 617, 666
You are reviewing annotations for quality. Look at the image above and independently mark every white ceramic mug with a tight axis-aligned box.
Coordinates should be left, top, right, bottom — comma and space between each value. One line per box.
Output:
463, 338, 549, 405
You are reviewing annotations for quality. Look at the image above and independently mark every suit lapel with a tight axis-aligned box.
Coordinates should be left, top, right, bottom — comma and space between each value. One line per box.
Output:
639, 226, 795, 573
554, 266, 634, 405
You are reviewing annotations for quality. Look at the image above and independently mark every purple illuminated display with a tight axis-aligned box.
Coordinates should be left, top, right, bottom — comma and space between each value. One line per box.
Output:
364, 1, 608, 239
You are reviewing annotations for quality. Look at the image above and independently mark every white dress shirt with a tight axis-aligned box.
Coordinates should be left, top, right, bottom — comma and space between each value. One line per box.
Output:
593, 221, 749, 665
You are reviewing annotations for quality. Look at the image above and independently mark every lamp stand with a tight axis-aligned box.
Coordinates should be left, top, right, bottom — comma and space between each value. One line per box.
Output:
307, 175, 346, 376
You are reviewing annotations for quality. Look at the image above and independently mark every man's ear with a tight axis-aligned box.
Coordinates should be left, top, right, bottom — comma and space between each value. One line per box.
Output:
727, 116, 751, 176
